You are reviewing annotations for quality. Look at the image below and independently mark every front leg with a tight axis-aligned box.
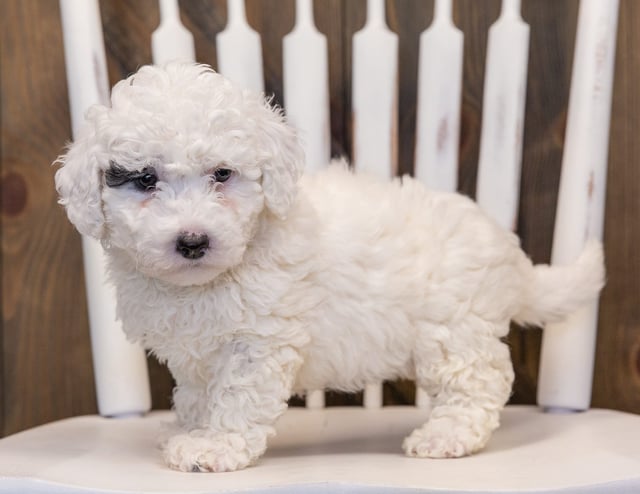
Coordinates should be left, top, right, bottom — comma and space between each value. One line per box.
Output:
163, 340, 302, 472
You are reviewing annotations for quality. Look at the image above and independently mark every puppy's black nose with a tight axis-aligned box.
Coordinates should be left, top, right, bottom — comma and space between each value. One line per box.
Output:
176, 233, 209, 260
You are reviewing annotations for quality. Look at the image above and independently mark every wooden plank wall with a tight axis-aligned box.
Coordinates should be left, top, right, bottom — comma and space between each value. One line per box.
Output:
1, 0, 639, 437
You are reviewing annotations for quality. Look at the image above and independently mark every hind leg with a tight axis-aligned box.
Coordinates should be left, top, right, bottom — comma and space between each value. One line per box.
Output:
404, 318, 514, 458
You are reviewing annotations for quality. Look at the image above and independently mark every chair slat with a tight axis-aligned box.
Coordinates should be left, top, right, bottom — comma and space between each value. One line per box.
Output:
415, 389, 431, 410
352, 0, 398, 179
305, 389, 326, 409
538, 0, 620, 412
414, 0, 463, 192
151, 0, 196, 64
216, 0, 264, 93
283, 0, 331, 172
3, 4, 634, 492
476, 0, 530, 231
282, 0, 330, 408
363, 383, 383, 409
58, 0, 618, 421
58, 0, 151, 417
414, 1, 462, 411
352, 0, 397, 408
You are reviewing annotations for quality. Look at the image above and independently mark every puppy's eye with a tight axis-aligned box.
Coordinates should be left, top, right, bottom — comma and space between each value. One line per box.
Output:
134, 171, 158, 191
213, 168, 233, 183
106, 162, 158, 192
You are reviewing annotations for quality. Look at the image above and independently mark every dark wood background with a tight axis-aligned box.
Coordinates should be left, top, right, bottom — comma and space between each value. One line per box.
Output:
2, 0, 639, 437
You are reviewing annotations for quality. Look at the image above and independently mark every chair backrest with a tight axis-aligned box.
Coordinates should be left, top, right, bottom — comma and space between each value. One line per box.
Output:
58, 0, 619, 417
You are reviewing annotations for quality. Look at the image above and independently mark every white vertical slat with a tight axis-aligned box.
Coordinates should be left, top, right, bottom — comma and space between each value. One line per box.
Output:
305, 389, 325, 410
413, 0, 463, 193
216, 0, 264, 93
59, 0, 151, 418
352, 0, 397, 409
352, 0, 398, 179
363, 384, 383, 410
151, 0, 196, 64
413, 0, 462, 411
283, 0, 330, 409
537, 0, 619, 412
283, 0, 331, 173
476, 0, 530, 231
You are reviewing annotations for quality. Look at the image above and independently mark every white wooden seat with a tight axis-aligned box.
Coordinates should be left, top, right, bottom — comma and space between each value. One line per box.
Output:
1, 0, 639, 492
2, 407, 640, 493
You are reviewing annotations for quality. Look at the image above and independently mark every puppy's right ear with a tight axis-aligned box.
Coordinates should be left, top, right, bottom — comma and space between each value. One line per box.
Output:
55, 129, 105, 239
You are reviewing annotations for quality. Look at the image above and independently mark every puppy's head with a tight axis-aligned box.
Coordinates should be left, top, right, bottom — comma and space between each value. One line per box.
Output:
55, 62, 303, 286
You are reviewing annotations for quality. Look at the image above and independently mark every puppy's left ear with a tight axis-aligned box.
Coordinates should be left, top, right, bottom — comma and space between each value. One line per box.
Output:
54, 126, 105, 239
258, 104, 305, 219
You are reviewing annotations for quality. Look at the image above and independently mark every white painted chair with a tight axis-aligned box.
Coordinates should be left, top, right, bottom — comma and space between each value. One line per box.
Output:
1, 0, 639, 492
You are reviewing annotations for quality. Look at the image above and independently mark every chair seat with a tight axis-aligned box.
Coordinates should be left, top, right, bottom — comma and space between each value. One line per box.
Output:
1, 405, 639, 493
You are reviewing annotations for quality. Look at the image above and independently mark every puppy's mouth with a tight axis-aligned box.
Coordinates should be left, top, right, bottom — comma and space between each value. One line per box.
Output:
128, 233, 242, 286
128, 244, 220, 286
147, 260, 222, 287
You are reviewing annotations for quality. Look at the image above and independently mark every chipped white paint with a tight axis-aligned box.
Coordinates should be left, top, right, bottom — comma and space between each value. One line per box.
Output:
352, 0, 398, 180
59, 0, 152, 418
476, 0, 530, 231
283, 0, 331, 173
152, 0, 196, 64
414, 0, 463, 193
538, 0, 619, 412
216, 0, 264, 93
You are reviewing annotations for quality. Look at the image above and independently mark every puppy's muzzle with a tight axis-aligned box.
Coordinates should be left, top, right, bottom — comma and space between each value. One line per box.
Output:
176, 233, 210, 260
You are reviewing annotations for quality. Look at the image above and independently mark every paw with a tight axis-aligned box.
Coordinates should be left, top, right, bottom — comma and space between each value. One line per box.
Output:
162, 431, 254, 472
402, 417, 487, 459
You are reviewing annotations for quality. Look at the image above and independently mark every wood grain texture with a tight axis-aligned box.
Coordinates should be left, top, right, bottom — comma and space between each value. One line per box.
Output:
594, 0, 640, 412
246, 0, 295, 105
454, 0, 500, 198
314, 0, 351, 158
179, 0, 227, 70
507, 0, 579, 404
1, 0, 97, 436
387, 0, 433, 177
2, 0, 640, 436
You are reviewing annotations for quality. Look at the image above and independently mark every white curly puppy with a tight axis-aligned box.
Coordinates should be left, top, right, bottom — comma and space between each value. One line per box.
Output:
56, 62, 604, 472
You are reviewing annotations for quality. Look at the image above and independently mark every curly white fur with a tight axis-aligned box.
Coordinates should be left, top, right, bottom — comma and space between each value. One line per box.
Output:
55, 62, 605, 472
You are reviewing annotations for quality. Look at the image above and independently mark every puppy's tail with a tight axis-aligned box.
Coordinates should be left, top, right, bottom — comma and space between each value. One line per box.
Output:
515, 240, 605, 327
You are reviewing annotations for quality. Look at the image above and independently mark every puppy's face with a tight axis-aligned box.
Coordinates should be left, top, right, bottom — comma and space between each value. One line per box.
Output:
102, 147, 264, 286
56, 63, 303, 286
